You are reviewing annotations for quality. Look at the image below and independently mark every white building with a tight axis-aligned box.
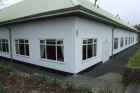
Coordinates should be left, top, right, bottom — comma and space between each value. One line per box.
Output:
0, 0, 139, 74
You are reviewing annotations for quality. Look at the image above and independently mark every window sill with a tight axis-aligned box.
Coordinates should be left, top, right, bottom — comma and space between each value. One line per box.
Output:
15, 54, 31, 59
41, 59, 65, 65
82, 56, 97, 64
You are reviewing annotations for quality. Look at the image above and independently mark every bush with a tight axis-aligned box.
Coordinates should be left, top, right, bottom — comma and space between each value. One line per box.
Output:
98, 88, 113, 93
0, 85, 9, 93
122, 67, 140, 86
0, 64, 11, 75
128, 49, 140, 69
65, 81, 77, 92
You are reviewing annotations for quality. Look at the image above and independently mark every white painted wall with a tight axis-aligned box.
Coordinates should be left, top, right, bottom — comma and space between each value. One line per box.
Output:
0, 17, 138, 74
9, 17, 76, 73
74, 17, 138, 73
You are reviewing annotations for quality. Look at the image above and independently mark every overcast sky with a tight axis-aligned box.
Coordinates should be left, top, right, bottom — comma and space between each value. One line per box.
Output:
90, 0, 140, 25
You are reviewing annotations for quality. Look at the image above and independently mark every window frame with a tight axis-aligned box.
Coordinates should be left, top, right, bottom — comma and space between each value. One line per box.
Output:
40, 38, 64, 63
15, 39, 30, 58
120, 37, 124, 47
114, 38, 119, 50
0, 39, 9, 53
82, 38, 97, 61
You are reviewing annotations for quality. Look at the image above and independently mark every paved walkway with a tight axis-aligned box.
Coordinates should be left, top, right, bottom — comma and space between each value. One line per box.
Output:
0, 44, 140, 93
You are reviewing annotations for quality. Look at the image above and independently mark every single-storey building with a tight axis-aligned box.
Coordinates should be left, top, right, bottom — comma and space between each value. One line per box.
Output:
0, 0, 139, 74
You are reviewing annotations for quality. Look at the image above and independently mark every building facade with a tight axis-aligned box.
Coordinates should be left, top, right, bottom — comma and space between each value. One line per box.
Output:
0, 0, 139, 74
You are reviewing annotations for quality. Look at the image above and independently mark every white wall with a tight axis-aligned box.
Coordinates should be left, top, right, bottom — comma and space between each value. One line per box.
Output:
10, 17, 76, 73
113, 28, 138, 54
74, 17, 113, 73
0, 17, 138, 74
74, 17, 138, 73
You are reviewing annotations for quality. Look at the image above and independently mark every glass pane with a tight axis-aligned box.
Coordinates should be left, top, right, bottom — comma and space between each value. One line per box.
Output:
46, 39, 56, 44
87, 45, 93, 58
5, 43, 9, 52
19, 44, 25, 55
57, 46, 64, 62
16, 44, 19, 54
57, 40, 63, 45
83, 40, 87, 44
40, 40, 45, 44
25, 44, 29, 56
19, 39, 25, 43
2, 43, 6, 52
47, 45, 56, 60
114, 38, 118, 49
25, 40, 28, 43
88, 39, 93, 44
82, 45, 87, 60
94, 44, 97, 56
15, 40, 18, 44
40, 45, 46, 58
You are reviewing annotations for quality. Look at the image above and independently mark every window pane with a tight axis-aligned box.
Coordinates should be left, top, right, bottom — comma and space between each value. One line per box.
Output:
46, 40, 56, 44
114, 38, 118, 49
40, 45, 46, 58
57, 40, 63, 45
94, 43, 97, 56
87, 45, 93, 58
16, 44, 19, 54
47, 45, 56, 60
19, 39, 24, 43
88, 39, 93, 44
82, 45, 87, 60
40, 40, 45, 44
19, 44, 25, 55
25, 44, 29, 56
57, 46, 64, 61
120, 38, 123, 47
5, 43, 9, 52
83, 40, 87, 44
25, 40, 28, 44
2, 43, 6, 52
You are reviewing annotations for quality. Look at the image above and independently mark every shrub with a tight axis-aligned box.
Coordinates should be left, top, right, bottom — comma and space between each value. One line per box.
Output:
65, 81, 77, 92
0, 85, 9, 93
98, 87, 113, 93
78, 87, 93, 93
51, 78, 61, 88
0, 64, 11, 75
128, 49, 140, 69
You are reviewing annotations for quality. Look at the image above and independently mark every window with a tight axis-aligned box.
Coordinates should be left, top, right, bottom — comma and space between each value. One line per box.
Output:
82, 39, 97, 60
128, 37, 131, 44
40, 39, 64, 62
0, 39, 9, 53
15, 39, 30, 56
125, 37, 127, 45
114, 38, 118, 49
120, 37, 124, 47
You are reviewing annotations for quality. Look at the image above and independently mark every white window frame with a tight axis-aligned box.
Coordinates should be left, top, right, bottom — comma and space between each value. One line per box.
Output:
82, 38, 97, 61
40, 39, 64, 63
0, 39, 9, 53
15, 39, 30, 57
114, 38, 118, 50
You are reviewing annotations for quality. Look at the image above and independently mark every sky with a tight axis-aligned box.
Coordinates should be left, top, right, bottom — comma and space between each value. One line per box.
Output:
89, 0, 140, 25
0, 0, 139, 25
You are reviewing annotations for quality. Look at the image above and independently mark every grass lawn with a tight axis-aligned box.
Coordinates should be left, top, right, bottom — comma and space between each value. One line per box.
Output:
128, 49, 140, 69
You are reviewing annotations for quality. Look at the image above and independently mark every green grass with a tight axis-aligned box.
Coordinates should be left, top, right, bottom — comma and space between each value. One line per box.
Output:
128, 49, 140, 69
